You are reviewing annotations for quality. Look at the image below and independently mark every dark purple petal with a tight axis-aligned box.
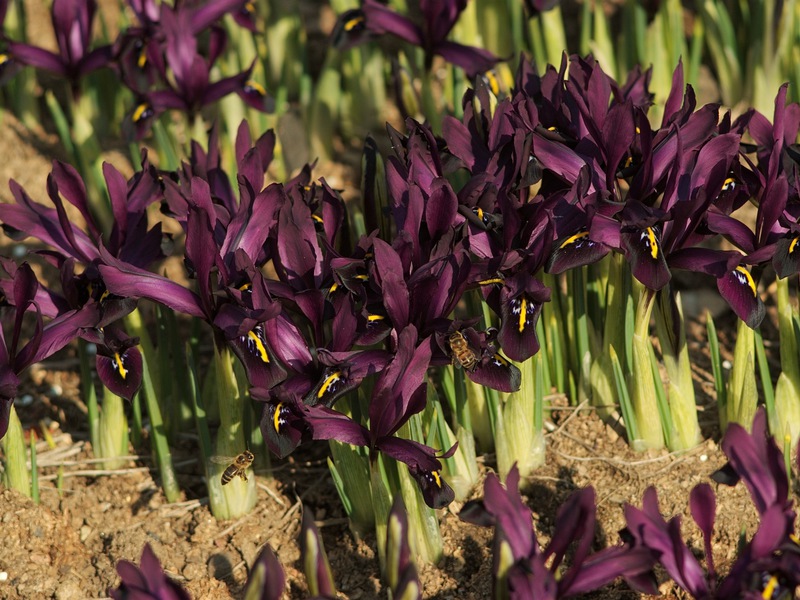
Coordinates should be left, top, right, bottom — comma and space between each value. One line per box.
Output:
378, 437, 455, 509
425, 178, 458, 240
226, 323, 288, 390
621, 226, 671, 290
370, 327, 431, 438
716, 266, 765, 328
468, 352, 521, 393
497, 278, 550, 362
547, 230, 610, 274
547, 488, 597, 584
689, 483, 716, 581
361, 0, 423, 46
7, 42, 66, 75
97, 249, 206, 319
372, 238, 410, 330
718, 408, 788, 514
773, 234, 800, 278
304, 405, 371, 447
253, 395, 306, 459
435, 41, 499, 78
110, 543, 191, 600
623, 487, 709, 597
96, 346, 143, 401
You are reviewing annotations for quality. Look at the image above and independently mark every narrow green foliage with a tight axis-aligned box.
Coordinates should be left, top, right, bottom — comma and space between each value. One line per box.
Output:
648, 343, 676, 449
705, 311, 727, 420
496, 358, 545, 481
754, 326, 776, 424
45, 91, 79, 168
727, 319, 758, 430
653, 290, 700, 450
328, 441, 374, 538
774, 276, 800, 445
140, 350, 180, 503
630, 288, 664, 450
207, 345, 257, 519
79, 339, 100, 456
309, 53, 342, 160
370, 453, 395, 571
29, 431, 38, 504
97, 390, 130, 470
396, 452, 443, 566
428, 382, 477, 500
2, 405, 31, 497
610, 345, 639, 444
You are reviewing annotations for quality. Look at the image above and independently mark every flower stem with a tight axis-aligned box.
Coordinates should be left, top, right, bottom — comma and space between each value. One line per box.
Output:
1, 405, 30, 497
654, 289, 700, 450
629, 287, 664, 450
97, 390, 130, 470
207, 345, 257, 520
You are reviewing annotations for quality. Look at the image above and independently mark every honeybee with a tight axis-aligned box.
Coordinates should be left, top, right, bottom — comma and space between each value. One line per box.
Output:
448, 331, 479, 371
211, 451, 254, 485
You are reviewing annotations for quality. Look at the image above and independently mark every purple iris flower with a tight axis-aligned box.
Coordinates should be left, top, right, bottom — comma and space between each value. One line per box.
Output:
624, 408, 800, 598
0, 263, 99, 439
710, 85, 800, 279
305, 325, 458, 509
6, 0, 112, 90
122, 2, 272, 139
110, 543, 191, 600
332, 0, 500, 78
80, 325, 143, 402
623, 485, 800, 598
711, 407, 791, 516
460, 464, 657, 598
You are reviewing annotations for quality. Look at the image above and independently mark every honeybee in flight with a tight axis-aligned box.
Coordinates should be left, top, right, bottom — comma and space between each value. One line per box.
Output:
211, 450, 254, 485
448, 331, 479, 371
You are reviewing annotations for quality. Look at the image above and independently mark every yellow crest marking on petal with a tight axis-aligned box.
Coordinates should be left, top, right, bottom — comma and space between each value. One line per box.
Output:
493, 353, 509, 366
478, 277, 505, 286
646, 227, 658, 259
518, 297, 527, 333
114, 352, 127, 380
132, 103, 150, 123
559, 230, 589, 249
317, 371, 342, 399
247, 330, 270, 363
311, 214, 324, 224
789, 236, 799, 255
367, 314, 385, 321
273, 402, 283, 433
735, 266, 757, 297
432, 470, 442, 488
344, 15, 364, 31
484, 70, 500, 96
245, 79, 266, 96
761, 575, 778, 599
